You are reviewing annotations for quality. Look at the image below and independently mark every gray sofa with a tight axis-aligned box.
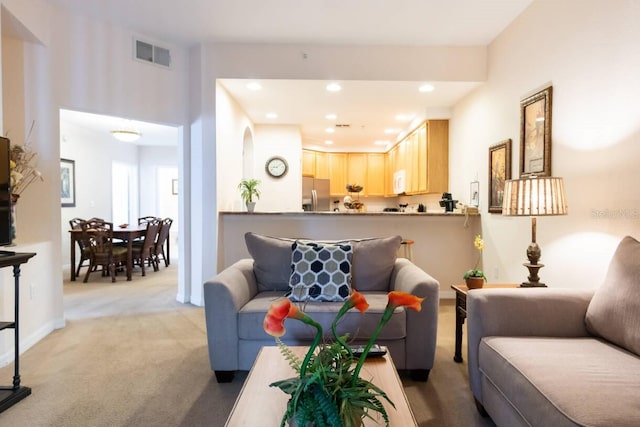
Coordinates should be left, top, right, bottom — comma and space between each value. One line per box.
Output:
204, 233, 440, 383
467, 235, 640, 427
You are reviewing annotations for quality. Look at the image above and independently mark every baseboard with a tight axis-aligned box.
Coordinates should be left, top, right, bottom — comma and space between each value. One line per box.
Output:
0, 317, 65, 367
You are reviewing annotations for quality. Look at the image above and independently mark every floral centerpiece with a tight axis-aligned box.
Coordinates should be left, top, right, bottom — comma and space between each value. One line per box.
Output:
463, 234, 486, 288
263, 290, 425, 427
8, 121, 43, 201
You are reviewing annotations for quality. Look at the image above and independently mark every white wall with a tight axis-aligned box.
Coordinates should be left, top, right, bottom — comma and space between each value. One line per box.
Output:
0, 0, 190, 363
450, 0, 640, 288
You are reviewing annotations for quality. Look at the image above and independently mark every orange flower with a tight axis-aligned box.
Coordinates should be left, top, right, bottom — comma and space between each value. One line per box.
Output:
349, 291, 369, 313
263, 298, 304, 337
388, 291, 425, 312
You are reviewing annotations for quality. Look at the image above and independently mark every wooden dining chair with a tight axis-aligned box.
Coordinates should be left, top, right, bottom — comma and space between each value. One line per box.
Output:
69, 217, 92, 277
131, 218, 161, 276
81, 219, 128, 283
138, 216, 158, 225
153, 218, 173, 267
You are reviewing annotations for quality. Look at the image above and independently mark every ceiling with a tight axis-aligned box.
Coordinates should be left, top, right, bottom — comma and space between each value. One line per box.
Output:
48, 0, 534, 151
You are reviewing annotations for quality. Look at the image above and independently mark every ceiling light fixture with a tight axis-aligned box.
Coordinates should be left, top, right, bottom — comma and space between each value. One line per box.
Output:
324, 140, 334, 145
246, 82, 262, 91
111, 129, 141, 142
325, 114, 337, 120
419, 84, 435, 93
266, 112, 278, 119
326, 83, 342, 92
325, 127, 335, 134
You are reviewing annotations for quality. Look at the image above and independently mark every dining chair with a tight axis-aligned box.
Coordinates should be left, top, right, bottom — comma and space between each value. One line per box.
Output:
153, 217, 173, 267
81, 219, 128, 283
131, 218, 162, 276
69, 217, 91, 277
138, 216, 158, 225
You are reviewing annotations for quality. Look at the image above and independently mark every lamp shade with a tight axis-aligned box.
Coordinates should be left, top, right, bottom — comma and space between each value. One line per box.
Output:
502, 177, 567, 216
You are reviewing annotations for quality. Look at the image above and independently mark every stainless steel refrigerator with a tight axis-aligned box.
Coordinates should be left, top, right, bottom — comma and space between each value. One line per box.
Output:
302, 177, 330, 211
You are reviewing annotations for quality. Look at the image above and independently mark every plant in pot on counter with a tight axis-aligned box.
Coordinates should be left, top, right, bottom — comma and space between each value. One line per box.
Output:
238, 178, 260, 213
463, 234, 486, 289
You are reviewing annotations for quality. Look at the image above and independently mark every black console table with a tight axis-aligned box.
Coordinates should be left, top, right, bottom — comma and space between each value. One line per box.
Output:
0, 252, 36, 413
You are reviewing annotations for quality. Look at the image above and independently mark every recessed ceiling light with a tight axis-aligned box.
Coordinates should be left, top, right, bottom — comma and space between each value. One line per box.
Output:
266, 112, 278, 119
326, 83, 342, 92
325, 114, 337, 120
324, 140, 334, 145
325, 127, 335, 134
419, 84, 434, 93
246, 82, 262, 91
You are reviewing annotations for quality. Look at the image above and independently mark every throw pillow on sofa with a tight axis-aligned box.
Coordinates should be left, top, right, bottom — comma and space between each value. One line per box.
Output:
288, 241, 353, 302
585, 235, 640, 355
244, 232, 401, 293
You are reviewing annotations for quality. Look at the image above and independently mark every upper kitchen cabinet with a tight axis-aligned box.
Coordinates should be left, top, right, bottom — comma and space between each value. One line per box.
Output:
366, 153, 385, 197
315, 151, 329, 179
386, 120, 449, 196
328, 153, 348, 196
302, 150, 316, 177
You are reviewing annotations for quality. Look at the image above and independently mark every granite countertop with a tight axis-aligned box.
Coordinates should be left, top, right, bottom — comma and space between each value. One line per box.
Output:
220, 211, 479, 217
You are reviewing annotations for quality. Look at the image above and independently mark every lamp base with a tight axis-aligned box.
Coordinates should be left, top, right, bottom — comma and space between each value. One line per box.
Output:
520, 262, 547, 287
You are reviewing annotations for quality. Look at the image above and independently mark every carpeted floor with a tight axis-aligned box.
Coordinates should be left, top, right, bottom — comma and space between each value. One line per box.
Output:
0, 262, 495, 426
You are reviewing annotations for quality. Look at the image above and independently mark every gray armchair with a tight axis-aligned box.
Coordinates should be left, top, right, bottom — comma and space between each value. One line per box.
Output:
203, 233, 440, 383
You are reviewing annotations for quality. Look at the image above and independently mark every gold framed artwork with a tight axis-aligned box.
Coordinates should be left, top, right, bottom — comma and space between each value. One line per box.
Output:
489, 139, 512, 213
519, 86, 552, 177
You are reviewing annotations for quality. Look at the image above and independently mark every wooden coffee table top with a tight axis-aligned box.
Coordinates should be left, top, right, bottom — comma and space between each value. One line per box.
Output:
225, 346, 417, 426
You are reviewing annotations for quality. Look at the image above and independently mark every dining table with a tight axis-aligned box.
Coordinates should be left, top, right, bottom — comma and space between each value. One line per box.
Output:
69, 223, 147, 281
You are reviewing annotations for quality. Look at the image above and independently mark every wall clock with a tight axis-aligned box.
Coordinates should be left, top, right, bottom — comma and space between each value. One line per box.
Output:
265, 156, 288, 178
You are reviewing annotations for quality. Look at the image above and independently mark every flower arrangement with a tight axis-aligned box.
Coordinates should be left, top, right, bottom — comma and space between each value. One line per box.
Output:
463, 234, 486, 281
8, 121, 43, 198
263, 290, 425, 427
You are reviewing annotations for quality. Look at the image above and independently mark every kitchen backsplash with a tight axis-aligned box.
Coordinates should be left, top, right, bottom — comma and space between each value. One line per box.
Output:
333, 193, 445, 213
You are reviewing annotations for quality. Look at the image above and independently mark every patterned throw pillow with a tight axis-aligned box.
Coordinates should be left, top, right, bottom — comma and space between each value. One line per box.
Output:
288, 241, 353, 302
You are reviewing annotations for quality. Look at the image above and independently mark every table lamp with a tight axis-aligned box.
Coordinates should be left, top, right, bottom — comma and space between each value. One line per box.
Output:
502, 176, 567, 287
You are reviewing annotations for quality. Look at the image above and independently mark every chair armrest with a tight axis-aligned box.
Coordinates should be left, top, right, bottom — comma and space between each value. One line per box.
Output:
467, 288, 594, 401
389, 258, 440, 370
203, 259, 257, 371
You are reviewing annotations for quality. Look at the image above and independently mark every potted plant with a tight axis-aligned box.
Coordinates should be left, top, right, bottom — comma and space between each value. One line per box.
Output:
238, 178, 260, 213
463, 234, 487, 289
264, 291, 425, 427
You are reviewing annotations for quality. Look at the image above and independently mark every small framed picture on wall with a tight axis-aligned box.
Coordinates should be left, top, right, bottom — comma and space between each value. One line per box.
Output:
488, 139, 512, 213
60, 158, 76, 207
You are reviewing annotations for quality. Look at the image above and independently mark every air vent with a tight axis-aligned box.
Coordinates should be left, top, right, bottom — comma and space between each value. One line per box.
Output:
335, 124, 351, 128
134, 39, 171, 68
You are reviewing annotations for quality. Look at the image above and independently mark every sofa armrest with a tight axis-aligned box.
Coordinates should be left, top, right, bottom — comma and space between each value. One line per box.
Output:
389, 258, 440, 370
203, 259, 258, 371
467, 288, 594, 401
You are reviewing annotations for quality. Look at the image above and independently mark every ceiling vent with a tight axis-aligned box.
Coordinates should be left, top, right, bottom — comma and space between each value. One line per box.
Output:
134, 39, 171, 68
335, 124, 351, 128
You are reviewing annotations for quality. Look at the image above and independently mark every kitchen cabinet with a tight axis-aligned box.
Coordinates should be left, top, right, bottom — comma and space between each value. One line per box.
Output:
302, 150, 316, 177
328, 153, 348, 196
347, 153, 367, 192
366, 153, 386, 196
315, 151, 329, 179
386, 120, 449, 196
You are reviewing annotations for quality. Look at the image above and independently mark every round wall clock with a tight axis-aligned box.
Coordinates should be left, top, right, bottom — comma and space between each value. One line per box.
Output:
265, 156, 288, 178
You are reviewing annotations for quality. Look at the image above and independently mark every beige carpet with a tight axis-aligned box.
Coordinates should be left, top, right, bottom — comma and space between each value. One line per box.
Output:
0, 263, 495, 427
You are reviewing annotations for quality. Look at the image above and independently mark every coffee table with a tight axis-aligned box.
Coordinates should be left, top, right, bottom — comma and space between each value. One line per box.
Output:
225, 346, 417, 426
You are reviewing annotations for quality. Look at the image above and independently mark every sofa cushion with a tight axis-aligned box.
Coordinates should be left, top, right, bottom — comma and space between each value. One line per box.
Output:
244, 233, 401, 292
238, 291, 407, 341
585, 235, 640, 356
479, 336, 640, 427
288, 241, 353, 302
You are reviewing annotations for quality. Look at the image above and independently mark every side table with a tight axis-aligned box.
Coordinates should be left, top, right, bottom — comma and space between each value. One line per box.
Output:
450, 283, 519, 363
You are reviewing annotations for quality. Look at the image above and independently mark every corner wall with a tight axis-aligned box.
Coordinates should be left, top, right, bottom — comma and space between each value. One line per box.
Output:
450, 0, 640, 288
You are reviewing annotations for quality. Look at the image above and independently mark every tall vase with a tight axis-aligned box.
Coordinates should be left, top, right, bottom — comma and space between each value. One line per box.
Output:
10, 193, 19, 243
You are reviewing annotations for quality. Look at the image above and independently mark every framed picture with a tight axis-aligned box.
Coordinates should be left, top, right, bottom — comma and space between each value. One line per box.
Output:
489, 139, 512, 213
172, 179, 178, 195
519, 86, 552, 177
469, 181, 479, 207
60, 158, 76, 207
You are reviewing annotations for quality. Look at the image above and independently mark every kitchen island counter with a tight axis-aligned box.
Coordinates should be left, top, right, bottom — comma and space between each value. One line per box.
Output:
218, 211, 481, 298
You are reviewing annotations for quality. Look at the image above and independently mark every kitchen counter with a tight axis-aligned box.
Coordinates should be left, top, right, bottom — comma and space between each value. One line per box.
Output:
218, 210, 481, 298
